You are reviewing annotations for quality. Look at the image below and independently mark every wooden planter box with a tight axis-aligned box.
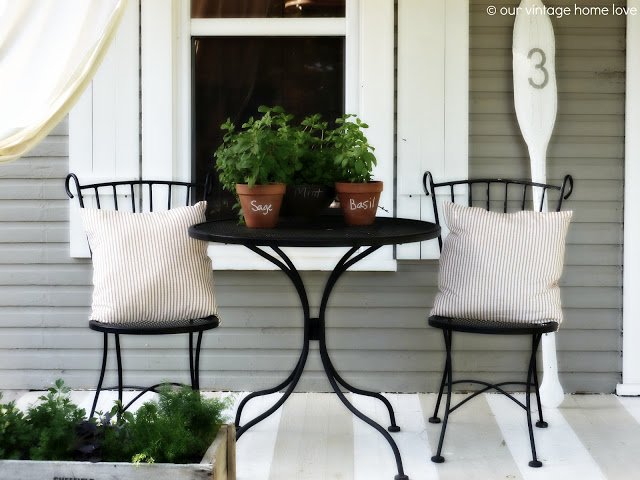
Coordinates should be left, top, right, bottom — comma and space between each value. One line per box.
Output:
0, 424, 236, 480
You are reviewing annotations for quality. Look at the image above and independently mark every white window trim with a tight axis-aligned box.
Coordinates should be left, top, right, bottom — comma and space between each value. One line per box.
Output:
396, 0, 469, 260
140, 0, 396, 271
618, 0, 640, 396
190, 17, 346, 36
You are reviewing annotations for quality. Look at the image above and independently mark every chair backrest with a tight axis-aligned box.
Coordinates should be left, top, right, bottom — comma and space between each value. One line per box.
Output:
422, 171, 574, 251
65, 173, 211, 212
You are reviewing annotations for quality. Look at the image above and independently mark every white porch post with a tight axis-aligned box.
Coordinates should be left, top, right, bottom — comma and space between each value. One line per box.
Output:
618, 0, 640, 396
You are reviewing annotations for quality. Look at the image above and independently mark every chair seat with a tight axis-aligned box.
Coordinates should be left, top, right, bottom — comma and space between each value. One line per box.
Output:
428, 315, 558, 335
89, 315, 220, 335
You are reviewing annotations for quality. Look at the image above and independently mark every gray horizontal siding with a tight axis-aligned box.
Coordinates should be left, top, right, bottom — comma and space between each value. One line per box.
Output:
0, 118, 95, 391
469, 0, 624, 392
0, 0, 623, 394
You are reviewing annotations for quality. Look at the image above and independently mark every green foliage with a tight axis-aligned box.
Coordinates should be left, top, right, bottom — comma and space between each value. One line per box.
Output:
214, 106, 378, 189
0, 395, 31, 460
327, 114, 377, 183
292, 113, 339, 186
101, 385, 232, 464
215, 105, 299, 190
0, 381, 232, 465
132, 452, 155, 464
24, 379, 87, 461
0, 379, 87, 461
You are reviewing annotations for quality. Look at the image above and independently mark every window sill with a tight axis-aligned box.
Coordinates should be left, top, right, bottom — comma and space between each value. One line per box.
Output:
207, 244, 397, 271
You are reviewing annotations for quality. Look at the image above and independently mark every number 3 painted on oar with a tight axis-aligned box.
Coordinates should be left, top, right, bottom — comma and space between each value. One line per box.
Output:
528, 48, 549, 89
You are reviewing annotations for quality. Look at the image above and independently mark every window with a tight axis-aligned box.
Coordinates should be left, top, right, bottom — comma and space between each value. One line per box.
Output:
192, 34, 345, 219
169, 0, 395, 269
190, 1, 346, 220
191, 0, 345, 18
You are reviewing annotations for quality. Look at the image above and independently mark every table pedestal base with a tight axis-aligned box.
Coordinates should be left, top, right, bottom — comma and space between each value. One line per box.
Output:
234, 245, 409, 480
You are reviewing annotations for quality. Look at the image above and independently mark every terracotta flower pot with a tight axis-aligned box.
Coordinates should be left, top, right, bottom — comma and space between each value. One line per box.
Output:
236, 183, 286, 228
335, 181, 383, 226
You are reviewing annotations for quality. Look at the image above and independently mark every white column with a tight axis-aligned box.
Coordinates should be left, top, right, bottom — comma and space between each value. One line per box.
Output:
618, 0, 640, 396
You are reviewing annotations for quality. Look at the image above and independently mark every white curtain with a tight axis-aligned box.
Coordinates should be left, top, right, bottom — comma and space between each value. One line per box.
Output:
0, 0, 126, 163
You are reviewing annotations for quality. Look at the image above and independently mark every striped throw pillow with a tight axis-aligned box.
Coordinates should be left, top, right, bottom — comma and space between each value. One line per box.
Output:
80, 201, 217, 325
431, 202, 572, 324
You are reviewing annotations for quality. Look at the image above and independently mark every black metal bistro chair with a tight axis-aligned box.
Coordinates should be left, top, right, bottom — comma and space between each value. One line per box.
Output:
65, 173, 219, 418
423, 171, 574, 468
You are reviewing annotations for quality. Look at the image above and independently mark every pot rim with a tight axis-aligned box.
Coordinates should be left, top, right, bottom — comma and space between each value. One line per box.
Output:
335, 180, 383, 193
236, 183, 286, 195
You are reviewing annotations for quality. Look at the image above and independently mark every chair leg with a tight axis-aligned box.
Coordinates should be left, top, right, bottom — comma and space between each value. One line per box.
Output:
188, 331, 204, 391
115, 334, 123, 407
526, 333, 543, 468
194, 331, 203, 391
189, 331, 203, 390
429, 351, 449, 424
431, 329, 453, 463
90, 333, 109, 418
189, 332, 195, 388
533, 348, 548, 428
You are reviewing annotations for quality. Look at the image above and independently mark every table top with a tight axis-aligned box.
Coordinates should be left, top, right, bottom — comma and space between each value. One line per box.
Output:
189, 216, 440, 248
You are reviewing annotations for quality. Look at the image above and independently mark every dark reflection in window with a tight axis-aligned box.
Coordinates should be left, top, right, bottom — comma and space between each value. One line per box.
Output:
191, 0, 345, 18
193, 36, 344, 219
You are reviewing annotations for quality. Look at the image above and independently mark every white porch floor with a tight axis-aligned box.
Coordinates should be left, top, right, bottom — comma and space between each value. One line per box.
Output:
7, 390, 640, 480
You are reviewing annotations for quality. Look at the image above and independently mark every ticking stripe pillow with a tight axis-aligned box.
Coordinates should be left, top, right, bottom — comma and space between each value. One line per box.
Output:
80, 201, 217, 325
431, 202, 572, 324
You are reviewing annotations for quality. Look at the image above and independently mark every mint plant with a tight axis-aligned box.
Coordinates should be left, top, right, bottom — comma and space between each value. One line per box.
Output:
292, 113, 339, 186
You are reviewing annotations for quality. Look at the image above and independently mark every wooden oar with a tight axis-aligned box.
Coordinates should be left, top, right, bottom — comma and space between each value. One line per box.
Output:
513, 0, 564, 407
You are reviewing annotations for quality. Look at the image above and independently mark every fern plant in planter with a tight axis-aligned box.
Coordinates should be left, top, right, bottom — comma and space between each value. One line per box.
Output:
0, 381, 236, 480
328, 114, 382, 226
215, 105, 298, 228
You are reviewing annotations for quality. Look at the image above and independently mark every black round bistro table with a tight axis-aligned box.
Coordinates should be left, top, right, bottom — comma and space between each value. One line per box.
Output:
189, 216, 440, 480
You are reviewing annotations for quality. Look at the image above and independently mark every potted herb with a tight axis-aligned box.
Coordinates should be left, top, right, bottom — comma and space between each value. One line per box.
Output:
281, 113, 339, 219
328, 114, 382, 226
214, 105, 297, 228
0, 380, 236, 480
